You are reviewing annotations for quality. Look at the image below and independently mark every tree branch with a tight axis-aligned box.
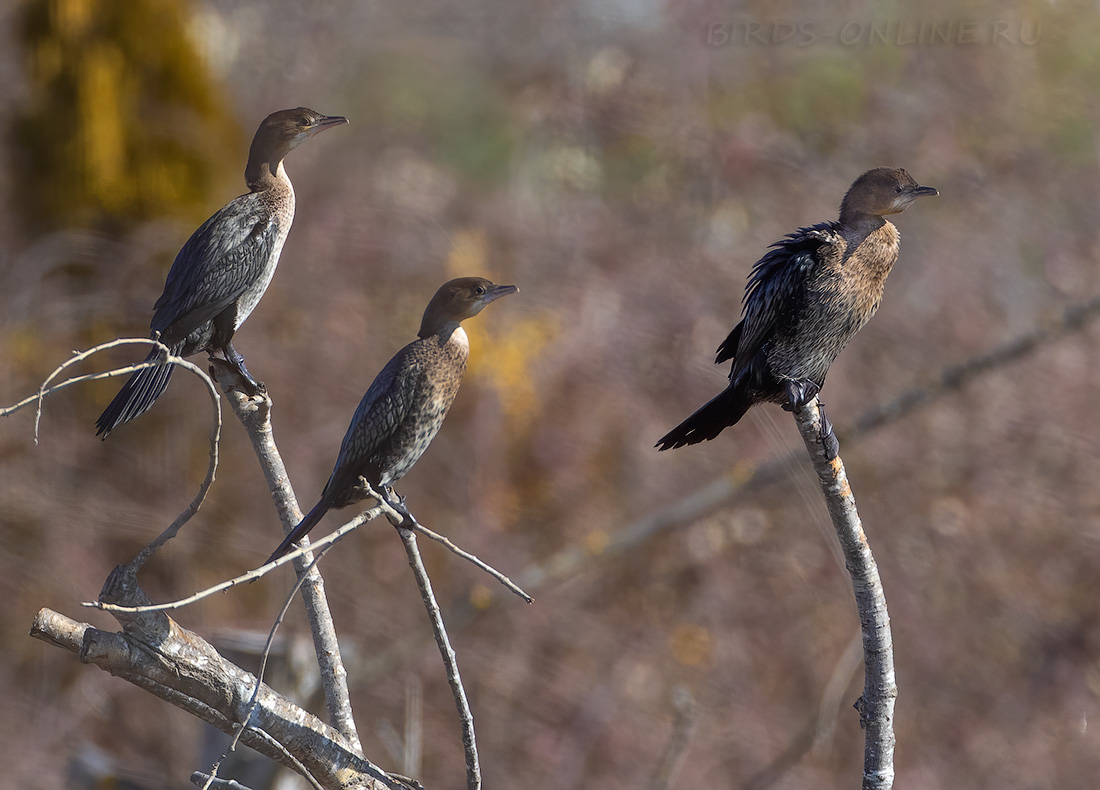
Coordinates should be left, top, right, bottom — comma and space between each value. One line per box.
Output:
511, 294, 1100, 598
214, 361, 362, 753
29, 603, 394, 790
394, 524, 480, 790
1, 338, 222, 570
790, 399, 895, 790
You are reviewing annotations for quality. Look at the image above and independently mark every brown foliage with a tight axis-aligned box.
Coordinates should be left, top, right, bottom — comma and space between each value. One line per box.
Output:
3, 1, 1100, 788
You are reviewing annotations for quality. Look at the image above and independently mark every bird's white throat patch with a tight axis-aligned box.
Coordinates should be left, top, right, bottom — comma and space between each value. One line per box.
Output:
449, 325, 470, 354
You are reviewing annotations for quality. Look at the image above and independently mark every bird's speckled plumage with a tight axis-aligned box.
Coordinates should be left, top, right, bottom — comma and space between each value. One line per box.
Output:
657, 168, 936, 451
266, 277, 518, 563
96, 108, 348, 437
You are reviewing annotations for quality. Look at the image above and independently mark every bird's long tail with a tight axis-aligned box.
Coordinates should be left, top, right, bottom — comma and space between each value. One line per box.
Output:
266, 500, 331, 564
95, 345, 180, 438
655, 385, 753, 451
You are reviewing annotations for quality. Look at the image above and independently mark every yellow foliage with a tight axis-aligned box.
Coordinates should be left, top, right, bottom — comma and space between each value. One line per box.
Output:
16, 0, 238, 230
444, 227, 556, 421
466, 313, 559, 422
469, 584, 493, 610
728, 460, 756, 486
584, 530, 610, 556
670, 624, 713, 668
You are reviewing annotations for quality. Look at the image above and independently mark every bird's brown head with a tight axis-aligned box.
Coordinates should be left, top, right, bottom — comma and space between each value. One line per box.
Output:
419, 277, 519, 338
246, 108, 348, 185
839, 167, 938, 223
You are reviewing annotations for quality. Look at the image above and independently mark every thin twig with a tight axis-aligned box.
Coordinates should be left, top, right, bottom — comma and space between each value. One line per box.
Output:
190, 772, 256, 790
1, 338, 223, 569
650, 687, 697, 790
395, 524, 481, 790
82, 509, 379, 613
791, 399, 896, 790
409, 520, 532, 603
201, 546, 338, 790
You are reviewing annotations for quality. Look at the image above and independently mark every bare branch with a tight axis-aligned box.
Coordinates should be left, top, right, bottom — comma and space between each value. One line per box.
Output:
214, 363, 363, 753
206, 547, 338, 790
514, 295, 1100, 597
382, 505, 532, 603
394, 524, 481, 790
191, 771, 257, 790
82, 509, 379, 613
849, 293, 1100, 435
790, 400, 896, 790
29, 606, 393, 790
1, 338, 222, 569
649, 687, 696, 790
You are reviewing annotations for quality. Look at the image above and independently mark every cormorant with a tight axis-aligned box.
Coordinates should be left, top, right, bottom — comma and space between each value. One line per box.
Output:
656, 167, 937, 456
266, 277, 518, 563
96, 107, 348, 437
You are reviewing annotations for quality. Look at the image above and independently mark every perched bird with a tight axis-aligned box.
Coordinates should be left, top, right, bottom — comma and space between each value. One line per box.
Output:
96, 107, 348, 437
266, 277, 518, 563
656, 167, 937, 456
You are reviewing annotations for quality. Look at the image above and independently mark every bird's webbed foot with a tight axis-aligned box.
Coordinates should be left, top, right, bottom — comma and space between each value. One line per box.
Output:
380, 485, 414, 524
781, 379, 821, 412
223, 343, 265, 396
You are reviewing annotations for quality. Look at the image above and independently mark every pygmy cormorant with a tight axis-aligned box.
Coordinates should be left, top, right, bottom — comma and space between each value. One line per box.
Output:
266, 277, 518, 563
95, 107, 348, 437
656, 167, 937, 456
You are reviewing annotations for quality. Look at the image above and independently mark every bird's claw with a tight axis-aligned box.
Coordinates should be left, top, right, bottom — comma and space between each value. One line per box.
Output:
781, 379, 821, 412
381, 486, 413, 523
818, 401, 840, 461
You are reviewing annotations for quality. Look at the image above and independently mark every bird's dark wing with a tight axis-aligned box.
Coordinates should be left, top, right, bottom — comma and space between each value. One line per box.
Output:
723, 223, 841, 374
319, 344, 424, 503
151, 192, 278, 342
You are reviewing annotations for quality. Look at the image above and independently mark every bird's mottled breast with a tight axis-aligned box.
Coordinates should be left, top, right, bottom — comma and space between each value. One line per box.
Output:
376, 327, 469, 485
841, 220, 899, 319
416, 327, 470, 410
235, 176, 295, 326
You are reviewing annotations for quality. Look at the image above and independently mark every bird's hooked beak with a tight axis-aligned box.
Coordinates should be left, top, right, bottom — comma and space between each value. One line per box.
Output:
307, 115, 350, 137
482, 283, 519, 304
891, 182, 938, 213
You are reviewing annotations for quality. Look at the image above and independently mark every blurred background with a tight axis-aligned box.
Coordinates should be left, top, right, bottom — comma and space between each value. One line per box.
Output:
3, 0, 1100, 788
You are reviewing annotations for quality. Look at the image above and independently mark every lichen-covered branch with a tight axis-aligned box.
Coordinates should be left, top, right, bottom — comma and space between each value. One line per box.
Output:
791, 399, 896, 790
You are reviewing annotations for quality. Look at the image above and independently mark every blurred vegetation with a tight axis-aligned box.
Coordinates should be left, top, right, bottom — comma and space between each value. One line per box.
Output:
3, 1, 1100, 789
15, 0, 239, 231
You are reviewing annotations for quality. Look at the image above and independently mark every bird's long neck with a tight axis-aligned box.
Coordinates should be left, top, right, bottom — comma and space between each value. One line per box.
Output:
837, 212, 887, 262
427, 321, 469, 353
245, 141, 292, 192
843, 218, 899, 282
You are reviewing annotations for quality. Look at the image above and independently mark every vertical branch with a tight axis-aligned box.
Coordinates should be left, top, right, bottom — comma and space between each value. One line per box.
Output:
218, 372, 363, 756
395, 525, 481, 790
790, 399, 896, 790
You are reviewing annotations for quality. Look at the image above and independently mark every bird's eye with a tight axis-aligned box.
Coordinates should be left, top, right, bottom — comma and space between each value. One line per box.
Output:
298, 118, 311, 127
474, 286, 486, 296
895, 185, 903, 193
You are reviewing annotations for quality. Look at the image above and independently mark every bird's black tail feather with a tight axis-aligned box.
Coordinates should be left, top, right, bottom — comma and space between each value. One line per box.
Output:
655, 386, 753, 451
266, 500, 331, 564
95, 345, 179, 438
